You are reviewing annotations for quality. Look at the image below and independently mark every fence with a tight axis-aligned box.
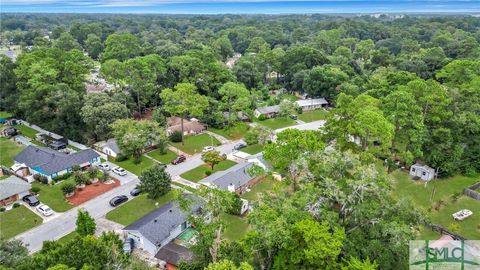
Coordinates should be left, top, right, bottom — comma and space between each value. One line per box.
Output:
424, 223, 466, 241
464, 182, 480, 200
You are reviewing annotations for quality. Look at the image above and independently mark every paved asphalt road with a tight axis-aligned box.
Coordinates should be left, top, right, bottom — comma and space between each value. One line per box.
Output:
15, 140, 241, 253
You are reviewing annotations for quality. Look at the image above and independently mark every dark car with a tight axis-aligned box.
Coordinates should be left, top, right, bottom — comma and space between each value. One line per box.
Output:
234, 142, 247, 150
290, 114, 298, 120
22, 194, 40, 206
171, 155, 186, 165
130, 188, 141, 197
123, 238, 134, 254
109, 195, 128, 207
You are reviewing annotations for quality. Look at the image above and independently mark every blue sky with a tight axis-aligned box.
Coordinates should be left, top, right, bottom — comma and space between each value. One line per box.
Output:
2, 0, 480, 14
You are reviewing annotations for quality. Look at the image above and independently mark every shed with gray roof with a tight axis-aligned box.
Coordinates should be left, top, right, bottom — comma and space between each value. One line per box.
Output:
199, 162, 264, 194
0, 175, 31, 206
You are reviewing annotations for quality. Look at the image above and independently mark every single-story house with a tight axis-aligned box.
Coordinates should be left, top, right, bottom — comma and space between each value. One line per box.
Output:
296, 98, 329, 111
199, 162, 265, 194
254, 105, 280, 119
1, 127, 18, 138
223, 111, 250, 123
94, 138, 121, 158
167, 117, 207, 135
14, 145, 100, 181
0, 175, 31, 206
155, 242, 195, 269
410, 163, 436, 181
123, 196, 205, 257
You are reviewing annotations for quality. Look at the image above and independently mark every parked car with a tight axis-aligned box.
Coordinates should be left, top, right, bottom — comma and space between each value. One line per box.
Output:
171, 155, 186, 165
123, 238, 134, 254
36, 204, 54, 216
130, 187, 141, 196
97, 163, 111, 171
112, 166, 127, 176
109, 195, 128, 207
22, 194, 40, 206
202, 146, 215, 153
234, 142, 247, 150
290, 114, 298, 120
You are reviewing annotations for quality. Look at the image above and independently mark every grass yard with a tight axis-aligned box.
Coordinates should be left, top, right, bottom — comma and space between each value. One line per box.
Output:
32, 180, 75, 212
241, 144, 264, 155
171, 134, 221, 155
241, 176, 277, 202
110, 155, 156, 176
0, 137, 25, 167
171, 182, 198, 194
391, 171, 480, 239
16, 124, 39, 139
256, 117, 296, 130
145, 149, 177, 164
210, 122, 250, 140
180, 160, 237, 182
0, 205, 42, 239
0, 111, 13, 118
106, 192, 175, 226
57, 231, 78, 244
298, 109, 328, 122
219, 213, 250, 241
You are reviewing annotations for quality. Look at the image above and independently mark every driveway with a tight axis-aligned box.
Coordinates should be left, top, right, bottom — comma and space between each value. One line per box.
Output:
102, 161, 138, 185
275, 120, 326, 134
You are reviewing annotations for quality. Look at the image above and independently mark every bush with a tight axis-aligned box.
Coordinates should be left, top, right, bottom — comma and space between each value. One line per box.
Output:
244, 129, 259, 145
52, 172, 72, 182
169, 130, 183, 143
34, 174, 49, 184
31, 186, 41, 194
88, 167, 99, 179
74, 172, 87, 186
72, 164, 81, 172
61, 182, 76, 195
12, 203, 20, 208
205, 170, 212, 176
257, 114, 266, 121
115, 154, 128, 162
0, 207, 5, 212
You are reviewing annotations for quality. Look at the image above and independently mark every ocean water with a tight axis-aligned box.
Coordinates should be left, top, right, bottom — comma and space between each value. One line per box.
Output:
1, 1, 480, 14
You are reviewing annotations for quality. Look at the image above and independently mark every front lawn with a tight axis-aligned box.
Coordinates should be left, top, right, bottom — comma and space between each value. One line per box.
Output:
145, 149, 177, 164
180, 160, 237, 182
210, 122, 250, 140
298, 109, 328, 122
16, 124, 38, 139
0, 137, 25, 167
32, 180, 75, 212
106, 192, 175, 226
110, 156, 155, 176
0, 205, 42, 239
219, 213, 250, 241
241, 176, 276, 202
171, 134, 221, 155
241, 144, 264, 155
256, 117, 296, 130
391, 171, 480, 239
57, 231, 78, 244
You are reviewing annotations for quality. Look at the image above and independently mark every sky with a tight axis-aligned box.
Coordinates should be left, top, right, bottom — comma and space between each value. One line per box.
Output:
2, 0, 480, 14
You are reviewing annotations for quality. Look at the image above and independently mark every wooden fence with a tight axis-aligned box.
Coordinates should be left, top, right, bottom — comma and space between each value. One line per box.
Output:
424, 223, 466, 241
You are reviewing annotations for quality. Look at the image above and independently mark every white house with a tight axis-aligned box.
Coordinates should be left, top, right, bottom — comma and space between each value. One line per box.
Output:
94, 138, 121, 158
410, 163, 436, 181
296, 98, 329, 111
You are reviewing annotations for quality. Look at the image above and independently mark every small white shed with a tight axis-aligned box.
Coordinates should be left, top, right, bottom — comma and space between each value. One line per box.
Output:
410, 163, 435, 181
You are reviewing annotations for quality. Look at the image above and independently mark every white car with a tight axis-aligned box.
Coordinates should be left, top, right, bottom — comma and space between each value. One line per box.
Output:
97, 163, 111, 171
202, 146, 215, 153
452, 209, 473, 221
112, 166, 127, 176
36, 204, 54, 217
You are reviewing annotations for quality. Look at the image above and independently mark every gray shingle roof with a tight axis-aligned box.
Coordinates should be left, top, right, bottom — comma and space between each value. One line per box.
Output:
199, 162, 255, 191
155, 242, 194, 265
256, 105, 280, 115
105, 138, 120, 153
0, 176, 31, 200
124, 196, 203, 246
14, 145, 100, 175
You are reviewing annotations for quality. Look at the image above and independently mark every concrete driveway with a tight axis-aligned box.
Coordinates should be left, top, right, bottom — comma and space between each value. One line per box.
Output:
100, 161, 138, 185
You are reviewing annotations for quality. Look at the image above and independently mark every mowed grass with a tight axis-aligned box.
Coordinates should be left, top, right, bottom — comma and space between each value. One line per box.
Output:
16, 124, 39, 139
0, 137, 25, 167
180, 160, 237, 182
241, 144, 264, 155
0, 205, 42, 239
0, 111, 13, 118
391, 171, 480, 239
32, 180, 75, 212
57, 231, 78, 244
145, 149, 177, 164
256, 117, 296, 130
106, 192, 175, 226
171, 134, 221, 155
219, 213, 250, 242
110, 155, 156, 176
298, 109, 328, 122
241, 176, 276, 202
210, 122, 250, 140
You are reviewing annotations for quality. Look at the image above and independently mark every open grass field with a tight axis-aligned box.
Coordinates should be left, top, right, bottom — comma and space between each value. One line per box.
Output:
219, 213, 250, 241
0, 205, 41, 239
16, 124, 39, 139
256, 117, 296, 130
391, 171, 480, 239
180, 160, 237, 182
110, 155, 156, 176
32, 180, 75, 212
0, 137, 25, 167
106, 192, 175, 226
298, 109, 328, 122
241, 176, 277, 202
210, 122, 250, 140
171, 134, 221, 155
145, 149, 177, 164
241, 144, 264, 155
